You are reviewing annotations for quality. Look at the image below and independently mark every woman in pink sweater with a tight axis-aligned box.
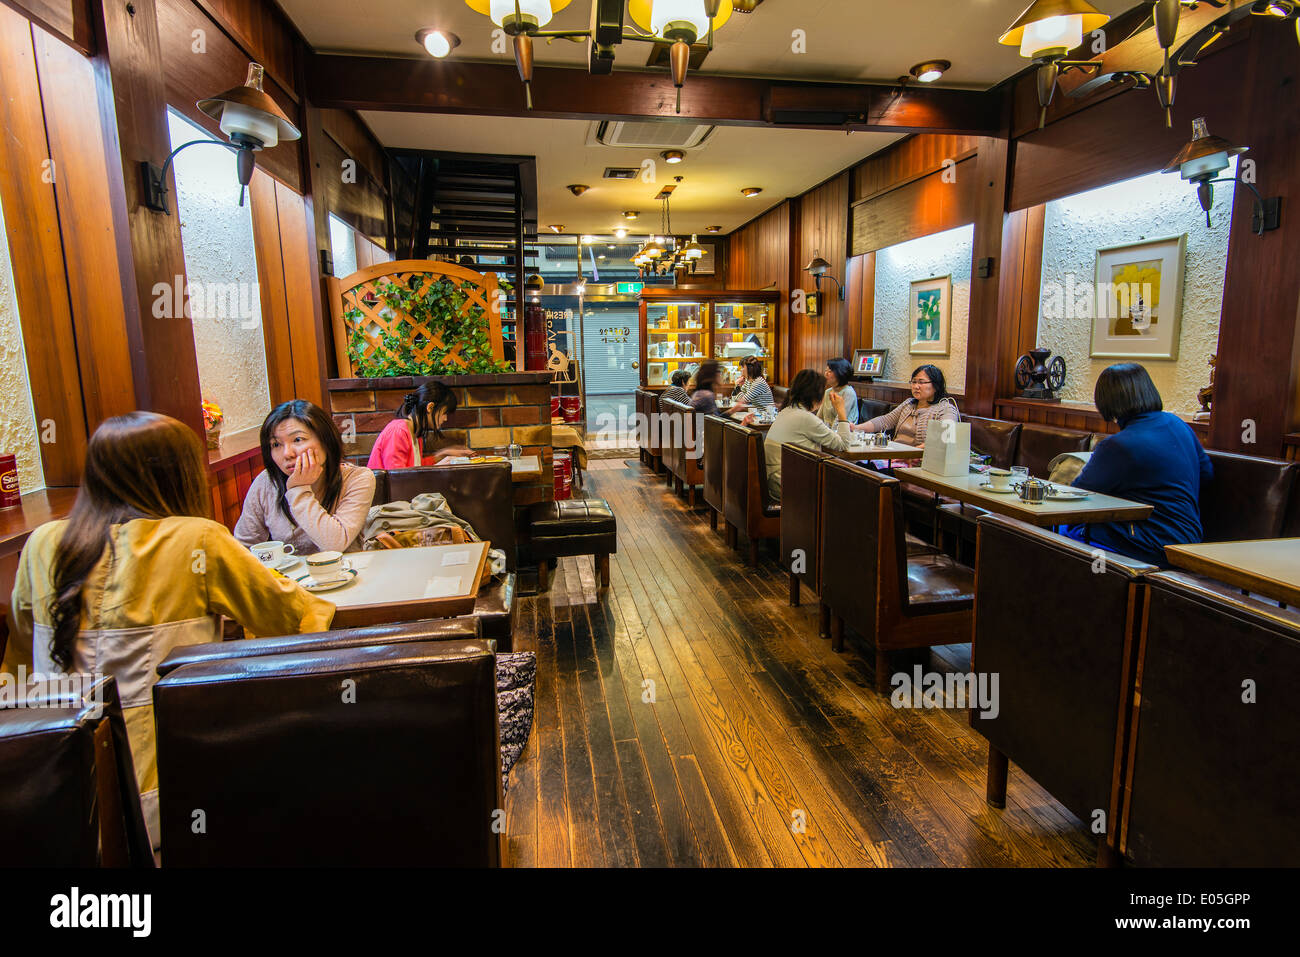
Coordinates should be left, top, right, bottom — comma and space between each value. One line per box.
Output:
235, 400, 376, 554
367, 382, 471, 470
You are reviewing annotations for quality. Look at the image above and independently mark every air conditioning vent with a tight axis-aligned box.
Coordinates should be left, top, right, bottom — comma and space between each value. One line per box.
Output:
603, 167, 640, 180
592, 120, 714, 149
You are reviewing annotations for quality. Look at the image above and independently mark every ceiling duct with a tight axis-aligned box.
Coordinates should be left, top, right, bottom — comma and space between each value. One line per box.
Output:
592, 120, 714, 149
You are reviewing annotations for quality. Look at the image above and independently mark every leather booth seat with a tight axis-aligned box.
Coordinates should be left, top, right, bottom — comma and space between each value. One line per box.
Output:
1200, 449, 1299, 542
722, 421, 779, 565
635, 388, 661, 471
1120, 571, 1300, 866
154, 636, 502, 866
702, 412, 727, 531
780, 445, 825, 616
819, 459, 973, 690
0, 675, 153, 866
528, 498, 617, 591
970, 513, 1155, 862
771, 385, 788, 407
658, 397, 706, 506
857, 397, 892, 424
372, 463, 516, 649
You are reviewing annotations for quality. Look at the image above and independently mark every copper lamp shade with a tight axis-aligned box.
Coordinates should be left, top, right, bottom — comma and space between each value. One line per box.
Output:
197, 63, 300, 146
998, 0, 1110, 50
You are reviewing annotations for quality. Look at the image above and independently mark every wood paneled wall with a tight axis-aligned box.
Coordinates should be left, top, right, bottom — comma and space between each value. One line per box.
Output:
791, 172, 850, 379
853, 134, 980, 203
727, 202, 790, 380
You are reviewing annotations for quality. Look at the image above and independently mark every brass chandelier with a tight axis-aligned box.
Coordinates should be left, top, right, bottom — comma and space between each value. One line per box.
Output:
465, 0, 733, 112
629, 194, 705, 277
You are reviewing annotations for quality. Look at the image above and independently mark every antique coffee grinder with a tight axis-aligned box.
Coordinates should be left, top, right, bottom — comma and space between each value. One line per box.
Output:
1014, 347, 1067, 402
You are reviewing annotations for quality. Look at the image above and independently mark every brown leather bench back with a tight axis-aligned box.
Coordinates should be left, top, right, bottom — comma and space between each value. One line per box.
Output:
858, 397, 893, 424
703, 413, 726, 514
1201, 450, 1299, 542
372, 462, 516, 570
819, 459, 890, 633
1, 676, 152, 866
971, 513, 1154, 830
658, 397, 687, 480
771, 385, 788, 407
1013, 423, 1095, 477
635, 389, 656, 458
964, 414, 1022, 469
781, 445, 825, 592
1123, 572, 1300, 865
154, 639, 501, 866
722, 422, 755, 532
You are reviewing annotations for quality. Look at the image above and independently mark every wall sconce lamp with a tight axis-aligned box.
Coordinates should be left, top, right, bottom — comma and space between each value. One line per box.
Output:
998, 0, 1112, 130
1162, 117, 1279, 235
805, 256, 844, 301
141, 64, 299, 213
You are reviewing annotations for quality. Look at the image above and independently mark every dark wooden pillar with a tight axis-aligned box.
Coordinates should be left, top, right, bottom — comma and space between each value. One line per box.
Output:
1210, 23, 1300, 457
963, 134, 1011, 418
294, 94, 336, 385
90, 0, 203, 436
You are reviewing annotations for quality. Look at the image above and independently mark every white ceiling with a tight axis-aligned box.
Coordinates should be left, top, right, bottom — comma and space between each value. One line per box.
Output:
284, 1, 1136, 88
363, 111, 903, 235
282, 1, 1138, 234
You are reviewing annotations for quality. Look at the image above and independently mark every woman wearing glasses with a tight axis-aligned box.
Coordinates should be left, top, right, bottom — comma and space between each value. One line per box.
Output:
852, 363, 959, 447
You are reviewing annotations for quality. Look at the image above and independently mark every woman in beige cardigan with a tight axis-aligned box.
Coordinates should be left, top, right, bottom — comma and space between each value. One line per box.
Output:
853, 363, 959, 447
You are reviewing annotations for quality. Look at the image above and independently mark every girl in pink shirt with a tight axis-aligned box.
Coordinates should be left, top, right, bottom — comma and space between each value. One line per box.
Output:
367, 382, 470, 470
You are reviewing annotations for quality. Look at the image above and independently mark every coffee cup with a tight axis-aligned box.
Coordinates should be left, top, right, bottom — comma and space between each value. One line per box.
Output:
988, 468, 1012, 491
251, 541, 294, 566
305, 550, 347, 583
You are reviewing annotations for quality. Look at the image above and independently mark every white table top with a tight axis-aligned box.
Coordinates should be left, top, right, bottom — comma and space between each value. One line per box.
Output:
836, 440, 925, 461
894, 467, 1154, 527
1164, 538, 1300, 607
301, 542, 488, 626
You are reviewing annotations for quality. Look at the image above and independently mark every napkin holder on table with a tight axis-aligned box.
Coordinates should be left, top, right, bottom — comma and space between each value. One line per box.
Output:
920, 420, 971, 476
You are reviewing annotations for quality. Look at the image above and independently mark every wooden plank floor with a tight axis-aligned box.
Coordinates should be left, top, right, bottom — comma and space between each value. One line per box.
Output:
503, 457, 1097, 867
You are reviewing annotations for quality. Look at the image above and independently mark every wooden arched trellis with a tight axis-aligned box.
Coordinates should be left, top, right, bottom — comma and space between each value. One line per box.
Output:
328, 259, 505, 378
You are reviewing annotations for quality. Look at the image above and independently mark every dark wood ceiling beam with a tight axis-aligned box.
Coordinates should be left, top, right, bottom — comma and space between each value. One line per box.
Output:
306, 53, 1002, 135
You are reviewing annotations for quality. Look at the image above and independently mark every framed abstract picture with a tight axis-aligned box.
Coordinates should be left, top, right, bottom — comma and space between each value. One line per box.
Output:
852, 348, 888, 379
1091, 234, 1186, 359
909, 275, 951, 356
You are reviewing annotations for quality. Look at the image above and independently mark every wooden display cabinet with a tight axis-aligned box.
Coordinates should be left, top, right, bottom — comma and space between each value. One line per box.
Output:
637, 289, 780, 390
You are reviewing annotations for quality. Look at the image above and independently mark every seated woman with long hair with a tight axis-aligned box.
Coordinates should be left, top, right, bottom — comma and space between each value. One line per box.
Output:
819, 357, 859, 427
744, 368, 848, 502
689, 360, 722, 416
235, 399, 376, 554
1061, 363, 1213, 567
6, 412, 335, 849
852, 363, 959, 447
367, 381, 472, 470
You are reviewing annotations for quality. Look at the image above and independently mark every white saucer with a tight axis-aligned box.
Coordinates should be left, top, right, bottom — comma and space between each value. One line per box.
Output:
1047, 488, 1091, 500
271, 554, 301, 572
293, 567, 358, 592
978, 482, 1017, 494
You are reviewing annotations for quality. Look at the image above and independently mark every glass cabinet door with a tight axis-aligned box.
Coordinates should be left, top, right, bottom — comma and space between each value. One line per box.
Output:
713, 300, 774, 385
644, 300, 710, 387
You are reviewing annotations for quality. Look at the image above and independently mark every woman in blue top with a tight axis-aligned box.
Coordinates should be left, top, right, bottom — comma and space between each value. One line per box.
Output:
1062, 363, 1213, 567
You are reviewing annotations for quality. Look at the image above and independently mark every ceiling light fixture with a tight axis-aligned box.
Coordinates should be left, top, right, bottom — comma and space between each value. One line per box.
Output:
415, 28, 461, 58
909, 59, 951, 83
662, 149, 685, 164
623, 210, 640, 220
466, 0, 733, 113
142, 62, 300, 212
567, 184, 590, 196
547, 224, 565, 233
614, 227, 628, 238
706, 225, 721, 233
741, 187, 762, 197
1000, 0, 1300, 132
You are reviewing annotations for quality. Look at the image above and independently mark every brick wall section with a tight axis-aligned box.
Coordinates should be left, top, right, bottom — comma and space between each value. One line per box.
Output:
327, 373, 554, 506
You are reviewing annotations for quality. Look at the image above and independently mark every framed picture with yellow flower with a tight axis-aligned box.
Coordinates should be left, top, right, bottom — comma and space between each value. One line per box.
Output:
1091, 234, 1187, 360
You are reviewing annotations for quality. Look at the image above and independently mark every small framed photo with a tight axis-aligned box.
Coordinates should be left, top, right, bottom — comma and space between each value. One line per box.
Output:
806, 291, 822, 317
853, 348, 888, 379
909, 275, 952, 356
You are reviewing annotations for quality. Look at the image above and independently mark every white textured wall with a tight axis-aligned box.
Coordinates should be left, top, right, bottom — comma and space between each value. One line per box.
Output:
873, 224, 973, 392
329, 214, 358, 279
0, 191, 46, 493
168, 111, 270, 440
1037, 166, 1231, 415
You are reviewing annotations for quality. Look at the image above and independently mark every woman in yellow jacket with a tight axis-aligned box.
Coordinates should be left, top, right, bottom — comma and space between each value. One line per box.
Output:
5, 412, 335, 851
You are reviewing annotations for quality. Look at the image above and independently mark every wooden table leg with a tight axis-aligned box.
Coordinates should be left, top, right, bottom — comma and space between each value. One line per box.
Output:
831, 615, 844, 653
788, 572, 800, 607
537, 560, 549, 593
709, 509, 718, 531
818, 602, 830, 640
597, 553, 610, 588
986, 744, 1009, 809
